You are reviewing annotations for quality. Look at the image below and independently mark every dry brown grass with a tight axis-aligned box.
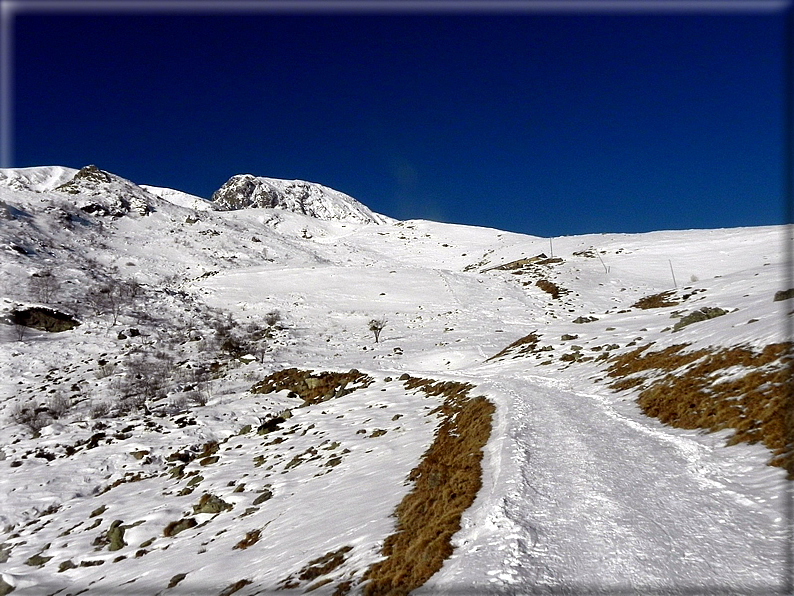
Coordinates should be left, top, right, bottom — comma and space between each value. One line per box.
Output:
232, 529, 260, 550
536, 279, 561, 299
632, 290, 680, 309
278, 546, 353, 591
362, 377, 495, 596
251, 368, 374, 406
607, 342, 793, 477
486, 332, 540, 361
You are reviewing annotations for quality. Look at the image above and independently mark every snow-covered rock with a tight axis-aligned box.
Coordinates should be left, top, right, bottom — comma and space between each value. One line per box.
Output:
53, 164, 154, 217
210, 174, 392, 224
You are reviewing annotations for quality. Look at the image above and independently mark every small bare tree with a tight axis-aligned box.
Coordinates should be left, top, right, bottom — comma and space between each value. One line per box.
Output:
13, 321, 27, 341
122, 276, 143, 300
86, 281, 125, 325
48, 392, 72, 419
29, 269, 59, 304
368, 317, 387, 343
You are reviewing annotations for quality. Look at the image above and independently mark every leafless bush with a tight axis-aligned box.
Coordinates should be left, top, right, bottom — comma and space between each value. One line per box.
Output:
369, 317, 388, 343
85, 281, 126, 325
29, 269, 59, 304
13, 322, 26, 341
169, 394, 188, 413
90, 401, 111, 419
48, 393, 72, 419
10, 402, 52, 432
252, 343, 269, 364
189, 366, 213, 405
184, 390, 207, 407
116, 391, 147, 415
96, 362, 116, 379
121, 277, 143, 300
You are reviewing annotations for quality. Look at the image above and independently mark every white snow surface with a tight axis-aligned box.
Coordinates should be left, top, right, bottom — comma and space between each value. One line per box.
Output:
0, 165, 791, 595
141, 185, 215, 212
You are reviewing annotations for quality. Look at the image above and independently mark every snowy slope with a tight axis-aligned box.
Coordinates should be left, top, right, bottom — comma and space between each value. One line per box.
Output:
141, 185, 215, 212
0, 166, 791, 596
0, 166, 77, 192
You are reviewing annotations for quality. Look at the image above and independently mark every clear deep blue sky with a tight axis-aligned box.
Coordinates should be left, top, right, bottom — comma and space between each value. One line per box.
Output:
8, 2, 791, 237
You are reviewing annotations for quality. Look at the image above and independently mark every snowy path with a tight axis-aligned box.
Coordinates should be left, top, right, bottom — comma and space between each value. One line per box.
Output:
427, 371, 789, 595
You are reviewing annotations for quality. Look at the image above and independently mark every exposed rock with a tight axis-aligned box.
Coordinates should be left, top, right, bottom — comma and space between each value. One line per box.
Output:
672, 307, 728, 332
193, 493, 233, 514
54, 165, 153, 216
11, 307, 80, 332
210, 174, 391, 224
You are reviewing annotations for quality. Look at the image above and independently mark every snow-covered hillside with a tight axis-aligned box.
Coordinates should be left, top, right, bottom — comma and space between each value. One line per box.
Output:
0, 165, 791, 596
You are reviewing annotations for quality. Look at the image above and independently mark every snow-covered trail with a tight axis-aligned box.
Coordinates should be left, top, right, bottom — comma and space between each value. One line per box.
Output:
427, 370, 789, 595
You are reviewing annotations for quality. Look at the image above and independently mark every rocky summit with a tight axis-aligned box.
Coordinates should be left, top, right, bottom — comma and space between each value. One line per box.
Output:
210, 174, 392, 224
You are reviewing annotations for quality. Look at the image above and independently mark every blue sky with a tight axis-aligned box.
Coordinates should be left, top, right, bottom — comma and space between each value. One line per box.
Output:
6, 1, 791, 237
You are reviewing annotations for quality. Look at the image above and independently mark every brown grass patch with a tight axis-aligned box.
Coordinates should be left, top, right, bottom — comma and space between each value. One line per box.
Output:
607, 342, 794, 477
606, 343, 710, 387
632, 290, 680, 309
233, 529, 261, 550
162, 517, 197, 537
278, 546, 353, 591
251, 368, 374, 406
362, 377, 495, 596
536, 279, 561, 299
218, 579, 251, 596
487, 332, 540, 361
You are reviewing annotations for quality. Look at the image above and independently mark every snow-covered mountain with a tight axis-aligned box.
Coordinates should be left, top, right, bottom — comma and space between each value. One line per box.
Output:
211, 174, 392, 224
0, 165, 77, 193
0, 165, 791, 596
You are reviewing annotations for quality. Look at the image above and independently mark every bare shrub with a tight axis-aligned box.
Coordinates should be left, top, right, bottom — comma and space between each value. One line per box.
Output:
10, 402, 52, 432
85, 280, 129, 325
48, 393, 72, 419
368, 317, 387, 343
121, 277, 143, 300
116, 393, 146, 415
90, 401, 111, 419
96, 362, 116, 379
251, 343, 269, 364
29, 269, 59, 304
13, 322, 26, 341
184, 391, 207, 407
122, 351, 169, 403
169, 394, 188, 413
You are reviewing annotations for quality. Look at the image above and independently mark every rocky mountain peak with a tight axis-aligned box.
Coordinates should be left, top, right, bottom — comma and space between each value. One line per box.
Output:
210, 174, 391, 224
54, 165, 154, 217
